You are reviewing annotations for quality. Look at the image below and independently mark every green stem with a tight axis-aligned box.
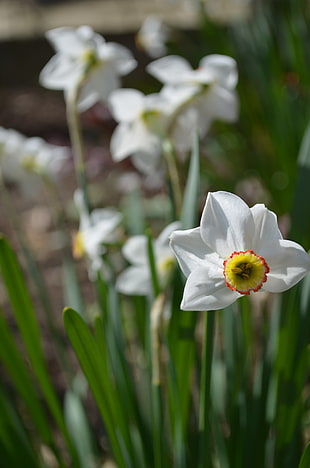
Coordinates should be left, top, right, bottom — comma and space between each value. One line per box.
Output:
66, 82, 91, 214
150, 293, 167, 468
198, 310, 216, 468
146, 228, 161, 298
163, 139, 183, 219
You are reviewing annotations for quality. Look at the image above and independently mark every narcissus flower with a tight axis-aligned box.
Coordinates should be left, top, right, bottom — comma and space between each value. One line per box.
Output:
147, 53, 238, 140
0, 127, 69, 194
39, 26, 137, 111
116, 221, 180, 296
109, 88, 171, 175
73, 190, 123, 279
136, 15, 170, 58
170, 191, 310, 311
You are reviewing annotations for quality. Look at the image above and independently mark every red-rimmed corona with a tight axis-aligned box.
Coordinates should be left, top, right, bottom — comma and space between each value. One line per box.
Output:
223, 250, 270, 295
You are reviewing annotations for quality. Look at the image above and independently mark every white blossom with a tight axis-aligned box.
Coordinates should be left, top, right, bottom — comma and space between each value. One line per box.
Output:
170, 191, 310, 311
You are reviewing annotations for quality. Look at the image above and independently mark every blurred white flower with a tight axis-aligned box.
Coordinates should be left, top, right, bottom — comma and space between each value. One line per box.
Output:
203, 0, 253, 24
0, 127, 69, 194
136, 15, 170, 58
109, 88, 172, 176
170, 191, 310, 311
147, 54, 239, 148
39, 25, 137, 111
73, 190, 123, 279
116, 221, 180, 296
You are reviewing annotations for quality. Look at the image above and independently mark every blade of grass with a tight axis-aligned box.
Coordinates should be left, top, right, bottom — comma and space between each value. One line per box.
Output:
298, 442, 310, 468
290, 121, 310, 247
181, 132, 200, 229
64, 388, 96, 468
0, 386, 41, 468
0, 308, 53, 445
63, 307, 133, 468
0, 235, 79, 466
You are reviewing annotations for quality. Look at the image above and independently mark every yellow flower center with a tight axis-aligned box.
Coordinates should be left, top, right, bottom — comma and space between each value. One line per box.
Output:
21, 155, 38, 172
157, 255, 175, 287
72, 231, 85, 259
223, 250, 269, 295
81, 49, 100, 74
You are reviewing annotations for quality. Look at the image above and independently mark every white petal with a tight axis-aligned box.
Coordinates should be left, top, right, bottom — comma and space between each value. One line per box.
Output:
116, 266, 151, 296
200, 191, 255, 257
200, 86, 239, 123
109, 89, 144, 122
155, 222, 182, 263
262, 239, 310, 293
110, 121, 155, 161
100, 42, 137, 75
250, 203, 282, 253
181, 266, 239, 311
45, 27, 89, 55
131, 148, 162, 175
199, 54, 238, 89
170, 227, 222, 278
39, 54, 82, 89
78, 67, 120, 110
147, 55, 192, 84
122, 235, 148, 265
156, 221, 181, 249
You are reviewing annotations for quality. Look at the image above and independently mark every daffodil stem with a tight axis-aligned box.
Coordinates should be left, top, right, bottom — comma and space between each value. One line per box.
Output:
146, 228, 161, 298
66, 82, 91, 214
163, 139, 183, 219
150, 293, 166, 468
198, 310, 216, 468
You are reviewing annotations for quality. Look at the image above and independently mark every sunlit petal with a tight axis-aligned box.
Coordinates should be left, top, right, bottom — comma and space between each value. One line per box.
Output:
200, 191, 255, 257
181, 267, 239, 311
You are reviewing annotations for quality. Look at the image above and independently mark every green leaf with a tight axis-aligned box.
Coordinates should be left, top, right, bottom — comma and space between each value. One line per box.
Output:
63, 307, 130, 468
64, 388, 96, 468
121, 188, 145, 235
298, 442, 310, 468
0, 236, 79, 465
0, 387, 40, 468
0, 308, 53, 444
63, 255, 85, 318
290, 121, 310, 247
181, 133, 200, 229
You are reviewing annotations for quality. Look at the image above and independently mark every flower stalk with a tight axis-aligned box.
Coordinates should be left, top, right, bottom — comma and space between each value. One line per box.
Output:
198, 310, 216, 468
162, 138, 183, 219
66, 79, 91, 215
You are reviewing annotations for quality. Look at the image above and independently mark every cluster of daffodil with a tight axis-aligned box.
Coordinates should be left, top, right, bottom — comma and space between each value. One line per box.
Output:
1, 14, 310, 468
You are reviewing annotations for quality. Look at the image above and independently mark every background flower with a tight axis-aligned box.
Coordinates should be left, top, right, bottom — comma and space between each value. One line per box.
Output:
39, 25, 137, 111
116, 221, 180, 296
147, 54, 239, 148
109, 88, 172, 176
73, 189, 123, 279
0, 127, 69, 195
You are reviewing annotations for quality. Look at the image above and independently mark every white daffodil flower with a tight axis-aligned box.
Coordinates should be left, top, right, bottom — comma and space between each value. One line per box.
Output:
170, 191, 310, 311
109, 88, 172, 175
0, 127, 69, 194
73, 190, 123, 279
116, 221, 180, 296
39, 25, 137, 111
147, 54, 239, 142
136, 15, 170, 58
21, 137, 69, 177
